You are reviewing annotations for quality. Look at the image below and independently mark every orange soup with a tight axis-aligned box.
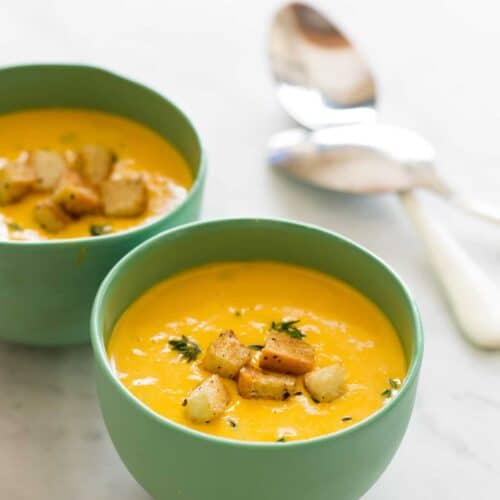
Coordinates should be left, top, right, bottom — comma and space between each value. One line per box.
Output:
0, 109, 192, 240
108, 261, 407, 443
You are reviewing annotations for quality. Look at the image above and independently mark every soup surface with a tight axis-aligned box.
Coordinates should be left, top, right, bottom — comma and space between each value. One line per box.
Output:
108, 261, 407, 443
0, 109, 192, 240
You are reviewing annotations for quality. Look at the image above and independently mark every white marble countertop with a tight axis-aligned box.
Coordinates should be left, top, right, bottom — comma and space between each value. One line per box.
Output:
1, 1, 499, 498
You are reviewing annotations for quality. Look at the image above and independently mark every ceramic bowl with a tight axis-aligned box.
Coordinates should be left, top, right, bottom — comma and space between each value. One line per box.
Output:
0, 64, 206, 346
91, 218, 423, 500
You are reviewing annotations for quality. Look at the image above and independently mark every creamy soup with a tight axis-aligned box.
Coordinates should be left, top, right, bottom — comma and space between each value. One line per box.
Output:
0, 109, 192, 240
108, 261, 407, 443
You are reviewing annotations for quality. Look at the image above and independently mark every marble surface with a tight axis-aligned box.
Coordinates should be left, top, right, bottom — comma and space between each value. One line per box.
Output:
1, 0, 499, 498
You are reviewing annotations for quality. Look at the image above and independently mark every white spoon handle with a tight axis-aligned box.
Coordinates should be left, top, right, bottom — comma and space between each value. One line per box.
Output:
450, 194, 500, 224
400, 191, 500, 349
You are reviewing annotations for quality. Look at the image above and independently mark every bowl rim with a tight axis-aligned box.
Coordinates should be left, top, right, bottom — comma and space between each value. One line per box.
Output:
90, 217, 423, 449
0, 63, 207, 248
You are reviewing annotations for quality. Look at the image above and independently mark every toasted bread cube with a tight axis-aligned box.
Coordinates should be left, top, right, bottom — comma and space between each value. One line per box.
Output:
33, 199, 72, 233
79, 144, 115, 185
260, 332, 315, 375
0, 162, 35, 204
203, 330, 251, 379
53, 171, 100, 216
238, 366, 296, 400
58, 168, 85, 186
185, 375, 230, 424
30, 150, 67, 191
304, 362, 346, 403
101, 176, 147, 217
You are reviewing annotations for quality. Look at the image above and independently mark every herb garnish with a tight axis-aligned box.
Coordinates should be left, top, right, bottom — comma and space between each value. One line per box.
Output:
276, 436, 286, 443
381, 378, 401, 398
270, 319, 305, 339
389, 378, 401, 390
168, 336, 201, 362
341, 416, 352, 422
7, 222, 23, 232
227, 418, 238, 428
182, 398, 188, 407
90, 224, 113, 237
248, 344, 264, 351
59, 132, 77, 144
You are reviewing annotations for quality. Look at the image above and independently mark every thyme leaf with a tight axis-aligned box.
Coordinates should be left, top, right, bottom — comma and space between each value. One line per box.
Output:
7, 222, 23, 231
381, 388, 393, 398
248, 344, 264, 351
90, 224, 113, 237
389, 378, 401, 390
59, 132, 77, 144
382, 378, 402, 398
270, 319, 305, 339
168, 335, 201, 362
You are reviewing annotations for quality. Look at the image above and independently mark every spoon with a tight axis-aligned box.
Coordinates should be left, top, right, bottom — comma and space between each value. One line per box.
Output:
268, 2, 500, 222
267, 2, 500, 348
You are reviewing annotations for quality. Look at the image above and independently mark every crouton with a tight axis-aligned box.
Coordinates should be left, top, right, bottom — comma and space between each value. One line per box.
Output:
58, 168, 83, 187
53, 170, 100, 216
0, 162, 35, 204
259, 332, 315, 375
238, 365, 296, 400
101, 176, 147, 217
29, 150, 66, 191
185, 374, 230, 424
33, 199, 72, 233
203, 330, 251, 378
304, 362, 346, 403
78, 144, 115, 185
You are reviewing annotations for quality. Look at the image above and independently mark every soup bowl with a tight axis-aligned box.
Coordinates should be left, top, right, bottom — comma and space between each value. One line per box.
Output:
91, 218, 423, 500
0, 64, 206, 346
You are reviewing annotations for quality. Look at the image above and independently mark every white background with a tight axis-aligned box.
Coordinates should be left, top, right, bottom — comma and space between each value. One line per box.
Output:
0, 1, 499, 499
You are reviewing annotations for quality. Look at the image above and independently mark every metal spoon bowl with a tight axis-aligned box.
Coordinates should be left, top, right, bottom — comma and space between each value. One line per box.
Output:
270, 2, 376, 129
269, 2, 500, 223
269, 123, 436, 194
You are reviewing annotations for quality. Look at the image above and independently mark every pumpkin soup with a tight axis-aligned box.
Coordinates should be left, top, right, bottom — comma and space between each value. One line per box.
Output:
0, 109, 192, 240
108, 261, 407, 443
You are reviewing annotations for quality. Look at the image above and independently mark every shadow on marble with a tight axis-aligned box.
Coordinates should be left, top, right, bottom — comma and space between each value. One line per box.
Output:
0, 342, 150, 500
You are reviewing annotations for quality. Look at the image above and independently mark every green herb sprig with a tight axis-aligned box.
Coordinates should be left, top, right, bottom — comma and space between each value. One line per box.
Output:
389, 378, 401, 390
90, 224, 113, 237
381, 378, 401, 398
248, 344, 264, 351
270, 319, 305, 339
59, 132, 77, 144
7, 222, 23, 232
168, 335, 201, 362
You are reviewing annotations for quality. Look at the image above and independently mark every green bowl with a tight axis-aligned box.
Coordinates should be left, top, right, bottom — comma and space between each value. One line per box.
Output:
91, 218, 423, 500
0, 64, 206, 346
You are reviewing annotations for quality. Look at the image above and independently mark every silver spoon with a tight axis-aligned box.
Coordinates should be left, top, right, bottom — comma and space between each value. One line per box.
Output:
268, 2, 500, 222
267, 2, 500, 348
